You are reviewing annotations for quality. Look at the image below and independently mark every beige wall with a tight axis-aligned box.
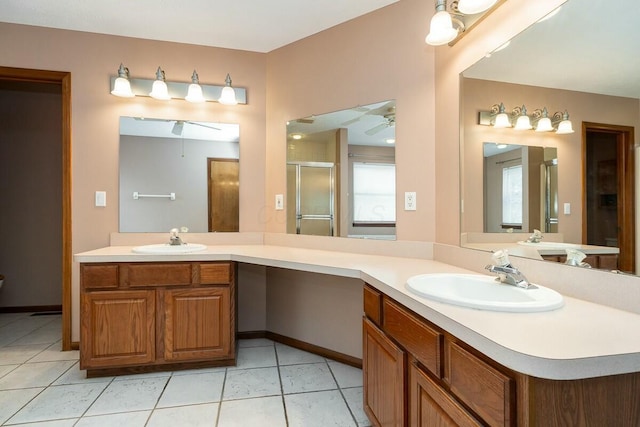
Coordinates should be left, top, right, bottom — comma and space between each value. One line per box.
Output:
266, 0, 437, 241
462, 78, 640, 243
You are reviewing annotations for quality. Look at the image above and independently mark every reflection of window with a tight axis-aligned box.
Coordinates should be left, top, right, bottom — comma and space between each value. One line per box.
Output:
353, 162, 396, 222
502, 164, 522, 225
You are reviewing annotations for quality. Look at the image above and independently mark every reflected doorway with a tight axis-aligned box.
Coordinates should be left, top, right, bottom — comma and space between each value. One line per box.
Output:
207, 158, 239, 232
583, 123, 635, 273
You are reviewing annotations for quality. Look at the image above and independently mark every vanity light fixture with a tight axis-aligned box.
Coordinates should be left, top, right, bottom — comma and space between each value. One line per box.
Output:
479, 103, 574, 134
425, 0, 504, 47
109, 65, 247, 104
425, 0, 461, 46
218, 74, 238, 105
110, 63, 134, 98
457, 0, 498, 14
185, 70, 205, 103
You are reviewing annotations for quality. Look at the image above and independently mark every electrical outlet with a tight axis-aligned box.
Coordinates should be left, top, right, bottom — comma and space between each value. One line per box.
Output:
404, 191, 416, 211
275, 194, 284, 210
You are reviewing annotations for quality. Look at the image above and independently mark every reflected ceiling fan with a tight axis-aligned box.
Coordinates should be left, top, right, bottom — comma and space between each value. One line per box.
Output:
134, 117, 221, 136
365, 112, 396, 135
340, 101, 396, 128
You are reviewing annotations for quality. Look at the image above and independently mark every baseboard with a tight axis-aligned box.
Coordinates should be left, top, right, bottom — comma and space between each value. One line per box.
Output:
237, 330, 362, 368
0, 305, 62, 313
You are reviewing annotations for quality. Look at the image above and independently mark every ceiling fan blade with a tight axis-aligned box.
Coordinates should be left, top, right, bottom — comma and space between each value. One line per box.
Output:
341, 116, 362, 126
365, 122, 388, 135
187, 121, 221, 131
171, 121, 184, 135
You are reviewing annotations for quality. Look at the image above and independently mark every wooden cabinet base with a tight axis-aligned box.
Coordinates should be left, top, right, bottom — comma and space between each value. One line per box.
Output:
81, 261, 236, 376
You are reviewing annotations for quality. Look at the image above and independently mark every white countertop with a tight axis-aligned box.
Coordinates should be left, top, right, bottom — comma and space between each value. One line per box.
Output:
75, 243, 640, 380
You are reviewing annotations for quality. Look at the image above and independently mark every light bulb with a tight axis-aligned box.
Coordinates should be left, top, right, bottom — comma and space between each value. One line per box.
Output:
185, 70, 205, 103
149, 67, 170, 100
457, 0, 498, 15
425, 10, 458, 46
111, 63, 134, 98
218, 73, 238, 105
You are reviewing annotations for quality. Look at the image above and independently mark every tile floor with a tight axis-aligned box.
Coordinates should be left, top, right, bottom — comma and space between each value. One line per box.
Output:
0, 312, 371, 426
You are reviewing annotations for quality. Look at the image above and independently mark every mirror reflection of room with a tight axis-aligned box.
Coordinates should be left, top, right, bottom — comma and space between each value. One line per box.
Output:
286, 100, 396, 239
483, 143, 558, 234
119, 117, 240, 233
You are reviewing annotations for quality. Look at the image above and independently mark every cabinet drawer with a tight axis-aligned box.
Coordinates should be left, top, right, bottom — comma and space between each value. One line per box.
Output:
81, 264, 119, 290
124, 263, 193, 287
383, 298, 442, 378
363, 285, 382, 326
199, 263, 231, 284
445, 340, 513, 427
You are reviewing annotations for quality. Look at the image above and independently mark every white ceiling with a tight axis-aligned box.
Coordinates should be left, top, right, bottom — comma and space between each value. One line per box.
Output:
463, 0, 640, 99
0, 0, 398, 53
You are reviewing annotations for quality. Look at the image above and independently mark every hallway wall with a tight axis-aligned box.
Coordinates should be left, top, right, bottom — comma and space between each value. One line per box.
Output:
0, 81, 62, 308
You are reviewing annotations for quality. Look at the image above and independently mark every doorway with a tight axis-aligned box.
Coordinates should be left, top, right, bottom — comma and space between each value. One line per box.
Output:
208, 158, 239, 232
583, 122, 635, 273
0, 66, 72, 350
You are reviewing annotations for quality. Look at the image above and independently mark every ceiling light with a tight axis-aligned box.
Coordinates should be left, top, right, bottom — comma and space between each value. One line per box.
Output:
110, 63, 134, 98
185, 70, 205, 103
386, 138, 396, 144
457, 0, 498, 15
425, 0, 460, 46
218, 74, 238, 105
291, 134, 303, 140
149, 67, 170, 100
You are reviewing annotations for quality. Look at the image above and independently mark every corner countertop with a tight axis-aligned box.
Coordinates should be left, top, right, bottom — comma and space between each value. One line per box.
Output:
75, 243, 640, 381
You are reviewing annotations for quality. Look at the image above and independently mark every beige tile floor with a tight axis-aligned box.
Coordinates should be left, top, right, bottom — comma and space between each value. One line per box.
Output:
0, 312, 370, 426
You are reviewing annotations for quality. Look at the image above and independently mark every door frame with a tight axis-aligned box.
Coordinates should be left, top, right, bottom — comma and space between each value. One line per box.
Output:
582, 122, 635, 272
0, 66, 72, 350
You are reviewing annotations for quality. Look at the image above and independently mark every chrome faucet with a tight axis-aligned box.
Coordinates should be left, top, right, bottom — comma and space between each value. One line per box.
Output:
485, 264, 532, 289
168, 228, 184, 246
526, 229, 543, 243
485, 250, 533, 289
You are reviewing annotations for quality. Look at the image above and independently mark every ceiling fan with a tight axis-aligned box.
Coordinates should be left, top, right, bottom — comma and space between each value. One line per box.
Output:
365, 111, 396, 135
340, 101, 396, 127
134, 117, 221, 136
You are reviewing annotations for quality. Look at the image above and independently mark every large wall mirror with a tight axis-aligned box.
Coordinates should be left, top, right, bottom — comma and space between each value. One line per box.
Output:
460, 0, 640, 274
286, 100, 396, 239
119, 117, 240, 233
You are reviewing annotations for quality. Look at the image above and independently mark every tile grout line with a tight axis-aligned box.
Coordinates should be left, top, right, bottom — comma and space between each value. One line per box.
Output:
325, 360, 361, 427
274, 342, 290, 427
213, 366, 229, 427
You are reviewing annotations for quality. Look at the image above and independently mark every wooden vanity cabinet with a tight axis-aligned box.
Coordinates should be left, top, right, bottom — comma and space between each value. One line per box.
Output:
363, 284, 640, 427
363, 284, 509, 427
81, 261, 236, 376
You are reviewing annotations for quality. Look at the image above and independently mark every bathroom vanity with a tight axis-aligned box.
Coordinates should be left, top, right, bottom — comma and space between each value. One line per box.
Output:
75, 238, 640, 425
80, 261, 236, 377
363, 284, 640, 426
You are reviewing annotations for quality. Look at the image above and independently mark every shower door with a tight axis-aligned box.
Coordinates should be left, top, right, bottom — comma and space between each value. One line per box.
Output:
287, 162, 335, 236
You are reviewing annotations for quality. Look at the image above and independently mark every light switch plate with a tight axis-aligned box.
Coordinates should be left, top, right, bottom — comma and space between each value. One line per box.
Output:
564, 202, 571, 215
404, 191, 416, 211
275, 194, 284, 210
95, 191, 107, 207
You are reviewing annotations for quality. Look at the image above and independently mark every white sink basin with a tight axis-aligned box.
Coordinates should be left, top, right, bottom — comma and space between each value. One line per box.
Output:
406, 273, 564, 312
132, 243, 207, 254
517, 241, 581, 249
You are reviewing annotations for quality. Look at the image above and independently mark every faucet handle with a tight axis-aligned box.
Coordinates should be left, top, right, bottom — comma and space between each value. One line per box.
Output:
491, 249, 511, 267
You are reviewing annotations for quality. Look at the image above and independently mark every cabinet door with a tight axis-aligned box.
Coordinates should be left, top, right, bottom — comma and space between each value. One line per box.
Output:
363, 317, 405, 427
80, 290, 155, 369
410, 361, 481, 427
163, 287, 232, 361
